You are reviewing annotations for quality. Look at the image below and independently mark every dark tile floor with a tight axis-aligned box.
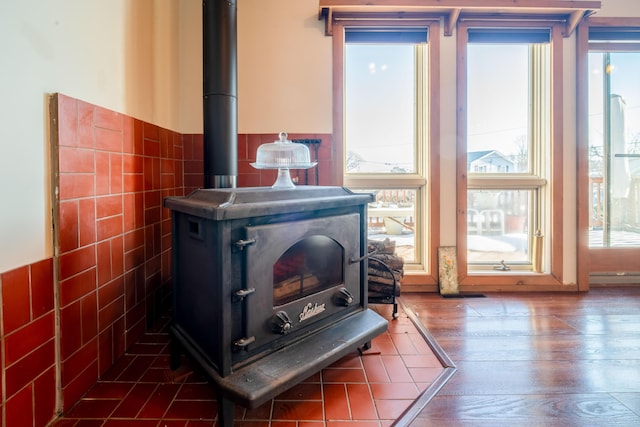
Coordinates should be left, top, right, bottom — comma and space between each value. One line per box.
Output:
53, 303, 445, 426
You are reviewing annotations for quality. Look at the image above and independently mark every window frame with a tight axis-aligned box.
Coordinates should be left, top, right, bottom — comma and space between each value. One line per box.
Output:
456, 19, 565, 288
331, 19, 441, 288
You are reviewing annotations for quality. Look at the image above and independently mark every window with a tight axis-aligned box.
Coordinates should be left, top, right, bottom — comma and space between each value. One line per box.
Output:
343, 27, 429, 268
330, 20, 439, 281
459, 23, 558, 274
587, 27, 640, 248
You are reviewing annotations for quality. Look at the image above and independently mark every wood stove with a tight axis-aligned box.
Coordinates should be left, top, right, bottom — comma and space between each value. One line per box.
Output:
164, 186, 387, 426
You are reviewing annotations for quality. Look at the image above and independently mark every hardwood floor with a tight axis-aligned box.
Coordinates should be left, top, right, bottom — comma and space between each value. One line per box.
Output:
400, 287, 640, 426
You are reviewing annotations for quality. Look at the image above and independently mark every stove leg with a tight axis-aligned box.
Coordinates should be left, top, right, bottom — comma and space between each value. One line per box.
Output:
169, 332, 182, 370
217, 394, 235, 427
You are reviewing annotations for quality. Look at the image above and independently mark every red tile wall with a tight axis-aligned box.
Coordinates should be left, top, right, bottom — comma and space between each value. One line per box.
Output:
1, 259, 56, 427
54, 93, 184, 410
0, 92, 336, 427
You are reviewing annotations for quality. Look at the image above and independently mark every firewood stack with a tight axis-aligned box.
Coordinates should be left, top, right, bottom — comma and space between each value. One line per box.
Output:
367, 239, 404, 301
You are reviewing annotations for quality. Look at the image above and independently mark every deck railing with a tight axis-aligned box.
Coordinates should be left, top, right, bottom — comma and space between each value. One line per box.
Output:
366, 178, 640, 233
367, 190, 415, 230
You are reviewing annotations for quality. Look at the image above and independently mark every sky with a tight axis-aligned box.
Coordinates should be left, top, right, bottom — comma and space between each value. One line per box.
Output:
345, 43, 640, 175
345, 44, 417, 173
345, 42, 532, 173
466, 44, 530, 157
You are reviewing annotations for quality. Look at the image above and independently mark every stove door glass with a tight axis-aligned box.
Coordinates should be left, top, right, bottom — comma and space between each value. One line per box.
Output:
274, 235, 344, 306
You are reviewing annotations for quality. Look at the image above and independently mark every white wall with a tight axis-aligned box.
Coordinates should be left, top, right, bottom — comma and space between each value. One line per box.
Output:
237, 0, 332, 134
178, 0, 203, 133
178, 0, 332, 134
598, 0, 640, 16
0, 0, 181, 273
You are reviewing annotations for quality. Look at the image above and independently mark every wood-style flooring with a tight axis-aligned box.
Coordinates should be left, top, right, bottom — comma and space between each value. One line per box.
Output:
401, 287, 640, 426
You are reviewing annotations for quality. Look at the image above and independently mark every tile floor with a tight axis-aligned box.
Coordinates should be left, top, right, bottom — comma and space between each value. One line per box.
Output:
52, 303, 445, 426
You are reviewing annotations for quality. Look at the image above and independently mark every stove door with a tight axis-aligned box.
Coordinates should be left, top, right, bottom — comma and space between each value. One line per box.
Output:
242, 213, 362, 353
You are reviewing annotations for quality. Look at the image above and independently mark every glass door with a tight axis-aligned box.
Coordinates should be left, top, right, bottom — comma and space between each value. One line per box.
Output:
588, 51, 640, 248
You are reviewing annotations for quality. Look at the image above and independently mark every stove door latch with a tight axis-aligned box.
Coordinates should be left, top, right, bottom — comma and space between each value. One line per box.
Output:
334, 287, 354, 307
233, 336, 256, 352
234, 238, 256, 250
233, 287, 256, 302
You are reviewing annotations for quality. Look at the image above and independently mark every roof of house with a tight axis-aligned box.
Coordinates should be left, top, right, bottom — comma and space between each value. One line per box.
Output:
468, 150, 495, 163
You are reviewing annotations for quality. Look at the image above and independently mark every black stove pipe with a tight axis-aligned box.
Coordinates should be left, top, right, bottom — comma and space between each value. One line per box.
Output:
203, 0, 237, 189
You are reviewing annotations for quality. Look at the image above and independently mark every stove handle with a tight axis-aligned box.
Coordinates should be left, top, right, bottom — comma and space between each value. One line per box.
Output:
349, 249, 378, 264
271, 311, 293, 335
334, 287, 354, 307
349, 253, 369, 264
